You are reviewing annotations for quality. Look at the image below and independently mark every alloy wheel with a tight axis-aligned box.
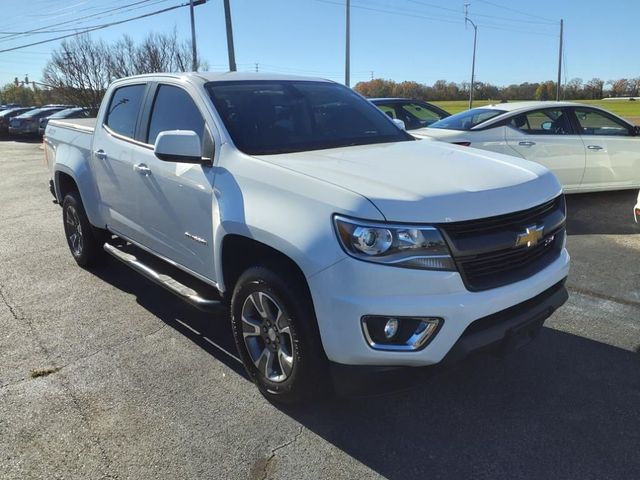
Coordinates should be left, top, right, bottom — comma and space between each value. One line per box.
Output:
240, 291, 295, 383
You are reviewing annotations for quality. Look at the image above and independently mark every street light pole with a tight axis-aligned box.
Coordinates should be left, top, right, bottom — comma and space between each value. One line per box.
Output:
556, 19, 563, 101
223, 0, 237, 72
189, 0, 198, 71
464, 4, 477, 109
345, 0, 350, 87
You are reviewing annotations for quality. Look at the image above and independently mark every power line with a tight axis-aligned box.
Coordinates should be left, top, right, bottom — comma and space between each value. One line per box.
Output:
0, 2, 191, 54
0, 0, 168, 43
475, 0, 555, 22
315, 0, 557, 36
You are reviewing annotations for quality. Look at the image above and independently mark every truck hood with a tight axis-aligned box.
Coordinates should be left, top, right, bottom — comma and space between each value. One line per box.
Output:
256, 140, 561, 223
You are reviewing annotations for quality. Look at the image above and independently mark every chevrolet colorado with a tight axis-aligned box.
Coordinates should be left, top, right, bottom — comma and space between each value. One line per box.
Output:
45, 73, 569, 403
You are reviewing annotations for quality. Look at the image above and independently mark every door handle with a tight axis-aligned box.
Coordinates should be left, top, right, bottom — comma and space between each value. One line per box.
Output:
94, 149, 107, 160
518, 141, 536, 146
133, 163, 152, 176
587, 145, 603, 150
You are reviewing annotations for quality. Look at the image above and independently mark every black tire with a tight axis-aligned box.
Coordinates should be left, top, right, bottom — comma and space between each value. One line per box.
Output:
230, 264, 329, 405
62, 191, 107, 268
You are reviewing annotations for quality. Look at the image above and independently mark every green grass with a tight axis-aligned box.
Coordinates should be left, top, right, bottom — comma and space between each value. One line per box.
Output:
432, 99, 640, 124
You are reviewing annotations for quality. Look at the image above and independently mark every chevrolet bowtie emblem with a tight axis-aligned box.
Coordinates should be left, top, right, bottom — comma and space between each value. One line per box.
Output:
515, 225, 544, 248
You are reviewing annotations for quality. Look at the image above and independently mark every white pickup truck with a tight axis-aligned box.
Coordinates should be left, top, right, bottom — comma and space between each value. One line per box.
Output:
45, 72, 569, 403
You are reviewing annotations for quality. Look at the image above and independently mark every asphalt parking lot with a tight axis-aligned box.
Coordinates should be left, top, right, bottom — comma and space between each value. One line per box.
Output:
1, 139, 639, 480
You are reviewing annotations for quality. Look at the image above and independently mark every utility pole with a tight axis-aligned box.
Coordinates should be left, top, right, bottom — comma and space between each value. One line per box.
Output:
556, 19, 563, 101
223, 0, 237, 71
345, 0, 350, 87
189, 0, 198, 71
464, 3, 477, 109
255, 62, 259, 73
370, 71, 374, 80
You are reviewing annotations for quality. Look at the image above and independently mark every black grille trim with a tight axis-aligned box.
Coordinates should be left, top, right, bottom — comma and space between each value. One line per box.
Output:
439, 195, 566, 292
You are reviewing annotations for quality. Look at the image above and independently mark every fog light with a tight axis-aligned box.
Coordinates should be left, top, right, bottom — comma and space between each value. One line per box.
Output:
361, 315, 443, 351
383, 318, 399, 339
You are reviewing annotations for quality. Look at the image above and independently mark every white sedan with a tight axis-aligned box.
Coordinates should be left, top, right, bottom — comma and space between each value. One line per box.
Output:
634, 190, 640, 222
415, 101, 640, 193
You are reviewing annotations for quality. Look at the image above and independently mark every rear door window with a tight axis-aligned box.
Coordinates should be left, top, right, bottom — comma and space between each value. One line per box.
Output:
573, 108, 631, 136
105, 84, 146, 139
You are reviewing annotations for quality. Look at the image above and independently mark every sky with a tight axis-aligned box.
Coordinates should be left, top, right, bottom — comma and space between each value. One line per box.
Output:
0, 0, 638, 88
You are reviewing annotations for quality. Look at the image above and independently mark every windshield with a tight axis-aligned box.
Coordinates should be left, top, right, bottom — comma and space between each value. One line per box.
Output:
49, 108, 83, 119
20, 108, 62, 119
206, 80, 412, 155
0, 108, 27, 118
429, 108, 505, 131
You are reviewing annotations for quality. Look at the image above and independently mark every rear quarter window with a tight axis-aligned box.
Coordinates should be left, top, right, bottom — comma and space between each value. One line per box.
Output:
105, 84, 146, 139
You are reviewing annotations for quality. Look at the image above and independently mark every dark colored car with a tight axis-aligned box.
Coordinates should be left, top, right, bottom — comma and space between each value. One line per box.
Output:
8, 107, 68, 136
0, 107, 35, 136
0, 103, 21, 112
370, 98, 451, 130
39, 107, 89, 136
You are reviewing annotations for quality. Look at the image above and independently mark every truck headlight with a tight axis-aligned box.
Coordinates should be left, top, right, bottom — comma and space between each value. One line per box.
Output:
334, 215, 456, 271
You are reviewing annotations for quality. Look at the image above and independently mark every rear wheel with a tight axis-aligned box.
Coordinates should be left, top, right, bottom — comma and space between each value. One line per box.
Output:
230, 264, 329, 404
62, 191, 107, 267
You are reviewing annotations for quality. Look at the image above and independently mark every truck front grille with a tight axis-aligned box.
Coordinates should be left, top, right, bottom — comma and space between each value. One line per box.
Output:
439, 195, 566, 292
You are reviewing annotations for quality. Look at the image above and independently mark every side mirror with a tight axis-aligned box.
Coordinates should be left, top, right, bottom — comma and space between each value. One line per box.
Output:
392, 118, 406, 131
541, 121, 552, 131
154, 130, 202, 163
633, 125, 640, 136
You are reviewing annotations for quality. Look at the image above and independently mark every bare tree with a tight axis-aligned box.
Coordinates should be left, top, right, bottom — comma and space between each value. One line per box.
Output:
43, 31, 207, 108
43, 35, 111, 109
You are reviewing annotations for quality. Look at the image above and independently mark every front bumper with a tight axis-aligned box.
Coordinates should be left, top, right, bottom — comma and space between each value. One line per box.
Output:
634, 191, 640, 222
308, 248, 570, 366
330, 277, 568, 396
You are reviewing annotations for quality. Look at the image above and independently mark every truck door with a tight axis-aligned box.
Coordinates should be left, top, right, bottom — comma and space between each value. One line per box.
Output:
91, 83, 148, 239
131, 83, 217, 281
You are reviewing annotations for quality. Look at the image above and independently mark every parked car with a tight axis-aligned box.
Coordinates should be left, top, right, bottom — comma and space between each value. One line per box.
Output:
0, 107, 34, 136
0, 103, 21, 112
370, 98, 450, 130
39, 107, 88, 136
45, 73, 569, 403
415, 101, 640, 193
634, 190, 640, 222
9, 106, 69, 135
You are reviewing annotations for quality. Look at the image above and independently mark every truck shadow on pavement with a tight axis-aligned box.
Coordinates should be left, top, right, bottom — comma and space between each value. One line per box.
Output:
284, 330, 640, 480
94, 259, 639, 480
565, 189, 639, 235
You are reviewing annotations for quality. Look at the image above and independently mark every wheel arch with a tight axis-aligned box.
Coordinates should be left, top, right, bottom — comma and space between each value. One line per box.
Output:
53, 162, 104, 228
220, 234, 311, 302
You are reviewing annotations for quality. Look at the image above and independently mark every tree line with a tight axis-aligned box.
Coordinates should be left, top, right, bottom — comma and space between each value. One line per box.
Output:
354, 77, 639, 102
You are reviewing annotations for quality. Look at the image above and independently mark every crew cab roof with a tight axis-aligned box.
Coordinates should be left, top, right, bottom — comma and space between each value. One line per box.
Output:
110, 71, 334, 85
475, 101, 594, 113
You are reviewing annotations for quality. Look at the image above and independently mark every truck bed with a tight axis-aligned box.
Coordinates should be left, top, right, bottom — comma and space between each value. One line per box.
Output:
49, 117, 96, 133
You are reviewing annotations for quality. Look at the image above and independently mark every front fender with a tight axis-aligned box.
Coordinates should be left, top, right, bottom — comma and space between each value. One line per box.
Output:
211, 148, 384, 292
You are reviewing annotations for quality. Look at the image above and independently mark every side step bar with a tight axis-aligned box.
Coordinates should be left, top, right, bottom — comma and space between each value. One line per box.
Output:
103, 243, 226, 313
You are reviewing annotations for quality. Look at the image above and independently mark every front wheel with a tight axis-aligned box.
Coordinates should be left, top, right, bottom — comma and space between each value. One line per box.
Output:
230, 265, 329, 404
62, 191, 107, 268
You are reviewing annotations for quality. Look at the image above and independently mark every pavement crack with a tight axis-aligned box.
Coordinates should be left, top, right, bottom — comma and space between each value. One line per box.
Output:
56, 369, 119, 479
261, 425, 304, 480
0, 283, 117, 478
568, 286, 640, 309
0, 284, 52, 358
